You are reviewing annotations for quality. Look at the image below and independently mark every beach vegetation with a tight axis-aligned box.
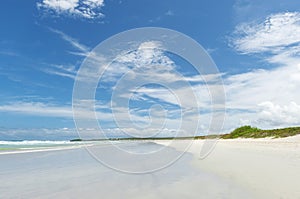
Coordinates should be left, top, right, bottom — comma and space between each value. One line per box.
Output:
221, 126, 300, 139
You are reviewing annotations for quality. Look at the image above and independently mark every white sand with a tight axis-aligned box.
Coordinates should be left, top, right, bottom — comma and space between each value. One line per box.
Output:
1, 137, 299, 198
156, 135, 300, 198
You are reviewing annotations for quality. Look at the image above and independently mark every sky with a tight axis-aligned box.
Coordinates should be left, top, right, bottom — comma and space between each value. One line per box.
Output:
0, 0, 300, 140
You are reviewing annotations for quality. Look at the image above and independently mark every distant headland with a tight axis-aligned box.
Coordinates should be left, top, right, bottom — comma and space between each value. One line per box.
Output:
70, 126, 300, 141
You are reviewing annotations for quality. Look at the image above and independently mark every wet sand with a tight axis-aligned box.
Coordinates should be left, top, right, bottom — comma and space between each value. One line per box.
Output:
0, 141, 254, 199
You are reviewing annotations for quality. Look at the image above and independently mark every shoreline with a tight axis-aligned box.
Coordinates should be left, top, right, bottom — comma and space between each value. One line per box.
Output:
0, 140, 256, 198
0, 145, 84, 155
1, 137, 299, 198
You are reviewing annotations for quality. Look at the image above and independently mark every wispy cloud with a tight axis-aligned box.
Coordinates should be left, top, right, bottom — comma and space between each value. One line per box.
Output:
79, 41, 221, 136
0, 127, 77, 140
231, 12, 300, 54
0, 50, 19, 57
40, 28, 93, 79
0, 101, 73, 118
48, 27, 90, 52
0, 100, 112, 123
149, 10, 175, 23
42, 63, 77, 79
37, 0, 105, 19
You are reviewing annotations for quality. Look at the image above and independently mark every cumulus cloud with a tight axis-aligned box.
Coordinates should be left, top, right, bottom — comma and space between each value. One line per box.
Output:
257, 101, 300, 126
223, 65, 300, 129
227, 11, 300, 129
37, 0, 105, 19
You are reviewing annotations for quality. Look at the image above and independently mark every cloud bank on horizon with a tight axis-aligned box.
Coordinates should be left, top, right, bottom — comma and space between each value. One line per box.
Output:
0, 0, 300, 140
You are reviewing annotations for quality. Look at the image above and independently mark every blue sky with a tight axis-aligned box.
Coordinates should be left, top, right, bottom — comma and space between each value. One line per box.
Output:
1, 0, 300, 140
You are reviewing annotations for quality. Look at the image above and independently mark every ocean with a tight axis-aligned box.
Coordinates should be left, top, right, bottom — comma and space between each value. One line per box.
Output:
0, 140, 88, 154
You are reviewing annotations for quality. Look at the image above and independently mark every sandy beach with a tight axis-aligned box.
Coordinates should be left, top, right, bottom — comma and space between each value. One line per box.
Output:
0, 137, 299, 199
157, 135, 300, 198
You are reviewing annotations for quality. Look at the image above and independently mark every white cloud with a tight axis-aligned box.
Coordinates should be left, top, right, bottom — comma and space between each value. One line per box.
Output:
232, 12, 300, 54
226, 11, 300, 130
89, 41, 218, 136
165, 10, 174, 16
0, 127, 78, 140
0, 101, 73, 118
41, 28, 94, 79
116, 41, 173, 69
37, 0, 105, 19
48, 28, 90, 52
5, 12, 300, 138
0, 100, 107, 119
42, 64, 77, 79
223, 65, 300, 128
257, 101, 300, 126
0, 50, 19, 57
92, 11, 300, 134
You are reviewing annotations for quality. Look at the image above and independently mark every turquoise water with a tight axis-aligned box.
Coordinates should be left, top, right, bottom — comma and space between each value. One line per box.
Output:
0, 140, 82, 151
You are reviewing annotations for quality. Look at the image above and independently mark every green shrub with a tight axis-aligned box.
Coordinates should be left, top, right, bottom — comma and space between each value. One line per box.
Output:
221, 126, 300, 139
